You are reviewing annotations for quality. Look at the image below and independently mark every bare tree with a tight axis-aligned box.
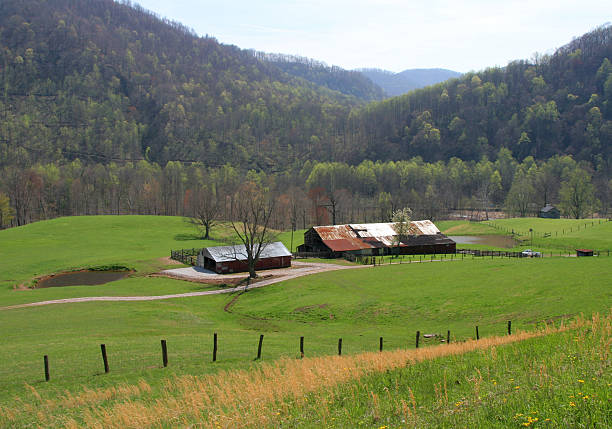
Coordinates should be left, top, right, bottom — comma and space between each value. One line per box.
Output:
229, 182, 277, 279
187, 186, 219, 239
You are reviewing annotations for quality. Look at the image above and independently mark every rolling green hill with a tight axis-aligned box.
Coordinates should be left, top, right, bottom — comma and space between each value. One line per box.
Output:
0, 215, 610, 417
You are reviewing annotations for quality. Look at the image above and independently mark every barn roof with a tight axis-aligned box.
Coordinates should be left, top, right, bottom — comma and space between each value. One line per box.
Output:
311, 221, 447, 251
540, 204, 558, 212
201, 242, 291, 263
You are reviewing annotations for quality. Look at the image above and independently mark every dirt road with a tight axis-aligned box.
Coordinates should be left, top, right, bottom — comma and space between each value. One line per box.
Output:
0, 261, 365, 310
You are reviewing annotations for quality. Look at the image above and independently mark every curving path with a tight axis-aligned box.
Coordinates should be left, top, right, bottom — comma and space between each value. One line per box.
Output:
0, 261, 367, 310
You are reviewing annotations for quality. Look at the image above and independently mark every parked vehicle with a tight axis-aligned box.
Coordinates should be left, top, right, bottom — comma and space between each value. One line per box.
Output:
521, 249, 541, 257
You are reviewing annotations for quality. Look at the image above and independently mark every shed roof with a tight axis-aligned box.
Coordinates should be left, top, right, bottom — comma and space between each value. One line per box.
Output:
201, 242, 291, 263
311, 221, 447, 251
540, 204, 558, 212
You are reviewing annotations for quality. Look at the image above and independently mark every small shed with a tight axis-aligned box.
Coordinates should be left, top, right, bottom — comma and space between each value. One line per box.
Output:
576, 249, 594, 257
197, 242, 292, 274
539, 204, 560, 219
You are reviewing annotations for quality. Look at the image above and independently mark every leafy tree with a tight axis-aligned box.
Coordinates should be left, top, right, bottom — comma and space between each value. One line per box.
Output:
504, 167, 535, 217
0, 192, 15, 228
391, 207, 412, 257
559, 168, 599, 218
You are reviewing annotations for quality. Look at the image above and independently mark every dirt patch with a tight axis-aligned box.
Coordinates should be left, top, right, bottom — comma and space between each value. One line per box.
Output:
154, 271, 276, 286
158, 256, 183, 266
294, 304, 328, 313
151, 272, 245, 286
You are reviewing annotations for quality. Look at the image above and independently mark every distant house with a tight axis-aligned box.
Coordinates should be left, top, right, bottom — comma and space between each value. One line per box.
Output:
539, 204, 560, 219
196, 242, 292, 274
297, 221, 455, 256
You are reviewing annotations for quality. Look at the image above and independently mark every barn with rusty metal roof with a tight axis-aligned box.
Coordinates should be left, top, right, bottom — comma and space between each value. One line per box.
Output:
297, 221, 455, 256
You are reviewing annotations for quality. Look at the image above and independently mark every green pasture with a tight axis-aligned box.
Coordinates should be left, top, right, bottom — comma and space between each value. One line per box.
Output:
0, 215, 610, 410
436, 218, 612, 253
0, 216, 301, 293
279, 315, 611, 428
436, 220, 503, 236
0, 256, 610, 405
488, 218, 612, 253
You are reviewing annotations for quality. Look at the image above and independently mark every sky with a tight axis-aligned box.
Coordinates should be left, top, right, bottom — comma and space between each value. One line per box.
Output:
132, 0, 611, 73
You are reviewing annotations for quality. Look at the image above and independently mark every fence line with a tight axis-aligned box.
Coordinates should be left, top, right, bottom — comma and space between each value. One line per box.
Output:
170, 248, 203, 265
483, 218, 611, 240
38, 319, 531, 383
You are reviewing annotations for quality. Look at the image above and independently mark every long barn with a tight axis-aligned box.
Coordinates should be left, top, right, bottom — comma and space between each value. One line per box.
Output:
297, 221, 455, 256
196, 242, 292, 274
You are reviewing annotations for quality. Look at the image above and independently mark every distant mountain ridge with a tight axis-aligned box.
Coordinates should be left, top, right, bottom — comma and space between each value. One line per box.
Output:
255, 52, 385, 102
359, 68, 462, 96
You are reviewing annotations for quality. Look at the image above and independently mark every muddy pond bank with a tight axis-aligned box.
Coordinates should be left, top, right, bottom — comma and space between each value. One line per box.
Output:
36, 270, 131, 288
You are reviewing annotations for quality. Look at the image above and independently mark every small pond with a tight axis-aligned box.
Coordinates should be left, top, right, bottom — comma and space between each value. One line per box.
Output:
37, 271, 130, 288
449, 235, 517, 248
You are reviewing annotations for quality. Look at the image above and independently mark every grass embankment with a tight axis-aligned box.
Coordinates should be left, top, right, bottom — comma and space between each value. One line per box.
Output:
0, 215, 610, 422
2, 312, 608, 428
489, 218, 612, 253
437, 218, 612, 254
1, 257, 610, 406
0, 216, 303, 305
436, 220, 504, 236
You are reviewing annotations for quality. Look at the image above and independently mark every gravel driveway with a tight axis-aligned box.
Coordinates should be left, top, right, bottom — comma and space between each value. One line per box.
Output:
1, 261, 365, 310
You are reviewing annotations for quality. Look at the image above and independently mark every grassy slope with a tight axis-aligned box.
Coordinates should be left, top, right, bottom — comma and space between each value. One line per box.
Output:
490, 218, 612, 252
2, 314, 609, 427
280, 314, 611, 428
437, 218, 612, 253
0, 257, 610, 405
0, 215, 610, 412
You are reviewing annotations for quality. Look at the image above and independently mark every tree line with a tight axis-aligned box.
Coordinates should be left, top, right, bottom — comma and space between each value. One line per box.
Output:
1, 150, 609, 230
1, 1, 611, 174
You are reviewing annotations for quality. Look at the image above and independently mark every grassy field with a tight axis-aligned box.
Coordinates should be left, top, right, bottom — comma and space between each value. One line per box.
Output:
436, 218, 612, 254
1, 312, 608, 427
0, 215, 610, 426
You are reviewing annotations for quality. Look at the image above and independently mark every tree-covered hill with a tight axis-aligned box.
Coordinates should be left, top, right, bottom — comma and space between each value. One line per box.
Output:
1, 0, 611, 173
347, 25, 612, 168
0, 0, 369, 170
358, 68, 462, 97
256, 52, 385, 102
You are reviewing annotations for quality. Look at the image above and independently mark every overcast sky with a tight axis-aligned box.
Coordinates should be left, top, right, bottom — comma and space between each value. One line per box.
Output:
132, 0, 610, 73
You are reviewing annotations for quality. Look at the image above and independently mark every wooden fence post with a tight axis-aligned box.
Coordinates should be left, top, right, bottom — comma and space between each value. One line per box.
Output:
161, 340, 168, 367
213, 333, 218, 362
447, 330, 450, 344
300, 336, 304, 358
508, 320, 512, 335
415, 331, 420, 348
256, 334, 264, 360
338, 338, 342, 356
100, 344, 109, 373
475, 326, 479, 340
44, 355, 50, 381
379, 336, 383, 352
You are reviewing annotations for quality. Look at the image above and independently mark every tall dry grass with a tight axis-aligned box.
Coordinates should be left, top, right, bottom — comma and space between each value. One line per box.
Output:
1, 321, 572, 428
4, 315, 606, 428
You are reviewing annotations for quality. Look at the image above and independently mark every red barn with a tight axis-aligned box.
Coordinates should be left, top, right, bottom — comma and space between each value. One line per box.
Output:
297, 221, 455, 256
196, 242, 292, 274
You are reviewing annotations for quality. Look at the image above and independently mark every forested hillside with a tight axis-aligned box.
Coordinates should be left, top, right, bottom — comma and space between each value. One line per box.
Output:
0, 0, 366, 170
256, 53, 385, 102
0, 0, 611, 229
348, 26, 612, 166
359, 68, 462, 96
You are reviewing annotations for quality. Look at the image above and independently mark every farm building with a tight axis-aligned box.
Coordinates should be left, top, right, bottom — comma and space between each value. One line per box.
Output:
196, 242, 292, 274
297, 221, 455, 256
539, 204, 560, 219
